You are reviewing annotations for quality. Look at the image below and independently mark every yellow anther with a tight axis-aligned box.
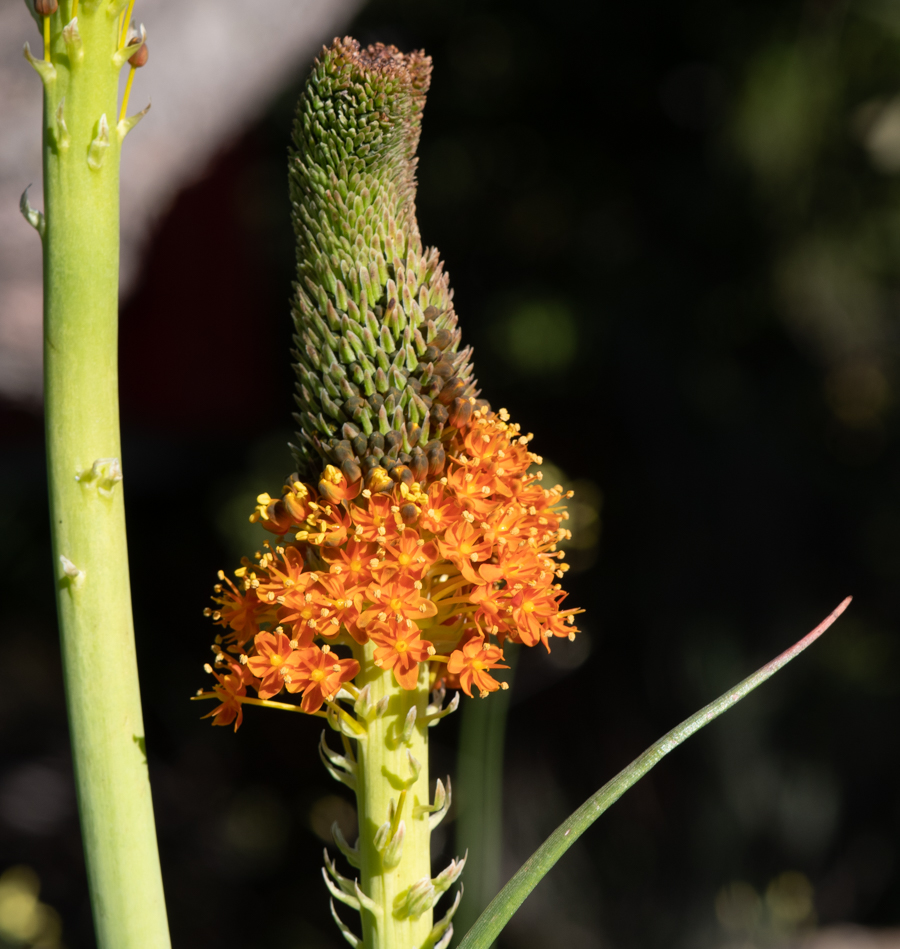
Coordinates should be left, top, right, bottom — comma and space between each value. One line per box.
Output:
323, 465, 343, 485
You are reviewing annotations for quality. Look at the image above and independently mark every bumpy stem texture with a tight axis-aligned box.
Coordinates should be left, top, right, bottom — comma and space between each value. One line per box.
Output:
34, 3, 170, 947
355, 643, 433, 949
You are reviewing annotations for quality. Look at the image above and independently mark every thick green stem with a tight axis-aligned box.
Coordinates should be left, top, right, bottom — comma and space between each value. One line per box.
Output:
34, 3, 170, 947
354, 643, 433, 949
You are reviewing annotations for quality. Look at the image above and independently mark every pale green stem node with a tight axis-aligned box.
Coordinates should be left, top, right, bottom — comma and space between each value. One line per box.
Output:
63, 18, 84, 63
23, 42, 56, 85
87, 113, 110, 170
117, 101, 151, 142
20, 186, 45, 237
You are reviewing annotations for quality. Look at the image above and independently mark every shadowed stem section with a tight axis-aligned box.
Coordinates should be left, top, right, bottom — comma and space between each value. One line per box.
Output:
456, 598, 852, 949
453, 646, 518, 946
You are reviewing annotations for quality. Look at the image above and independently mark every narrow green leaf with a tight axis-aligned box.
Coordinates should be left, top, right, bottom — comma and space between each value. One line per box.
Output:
456, 597, 852, 949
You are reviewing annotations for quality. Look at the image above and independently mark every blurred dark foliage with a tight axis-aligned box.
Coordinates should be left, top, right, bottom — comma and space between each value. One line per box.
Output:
2, 0, 900, 946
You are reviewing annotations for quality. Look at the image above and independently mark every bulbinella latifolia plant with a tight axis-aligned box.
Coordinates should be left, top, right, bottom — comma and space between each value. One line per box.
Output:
22, 9, 850, 948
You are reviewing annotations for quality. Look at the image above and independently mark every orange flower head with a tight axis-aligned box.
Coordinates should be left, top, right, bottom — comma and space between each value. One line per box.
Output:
284, 645, 359, 713
447, 635, 509, 698
358, 576, 438, 629
370, 622, 433, 690
197, 396, 584, 722
246, 629, 303, 699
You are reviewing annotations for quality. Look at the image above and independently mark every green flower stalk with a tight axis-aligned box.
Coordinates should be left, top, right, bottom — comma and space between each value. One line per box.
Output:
21, 1, 167, 947
193, 37, 582, 949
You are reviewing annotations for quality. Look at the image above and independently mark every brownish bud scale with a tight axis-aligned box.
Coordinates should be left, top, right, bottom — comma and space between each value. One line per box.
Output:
128, 42, 149, 68
437, 377, 467, 406
430, 404, 449, 426
426, 444, 446, 477
341, 459, 362, 484
432, 357, 455, 381
389, 465, 414, 485
408, 449, 428, 482
432, 328, 453, 351
35, 0, 57, 15
448, 396, 473, 429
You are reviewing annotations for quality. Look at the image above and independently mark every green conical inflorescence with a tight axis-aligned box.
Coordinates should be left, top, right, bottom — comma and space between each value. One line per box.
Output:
289, 37, 481, 485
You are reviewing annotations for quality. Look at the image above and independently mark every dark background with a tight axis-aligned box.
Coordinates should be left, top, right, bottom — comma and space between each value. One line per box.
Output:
2, 0, 899, 946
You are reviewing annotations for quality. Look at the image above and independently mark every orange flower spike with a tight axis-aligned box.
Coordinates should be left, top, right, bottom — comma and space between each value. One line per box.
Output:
508, 586, 558, 649
305, 501, 352, 547
249, 492, 295, 535
350, 493, 401, 543
418, 481, 463, 534
447, 636, 510, 698
370, 621, 433, 689
372, 529, 438, 581
255, 544, 310, 607
318, 464, 363, 504
202, 660, 253, 731
437, 519, 494, 582
323, 539, 380, 586
445, 464, 497, 515
206, 571, 270, 647
282, 478, 314, 524
246, 629, 302, 699
315, 572, 362, 641
358, 576, 438, 629
277, 573, 328, 646
285, 645, 360, 713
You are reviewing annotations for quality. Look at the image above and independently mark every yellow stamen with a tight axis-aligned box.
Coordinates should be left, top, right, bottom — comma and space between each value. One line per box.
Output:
119, 0, 136, 48
71, 0, 78, 16
43, 15, 50, 61
190, 692, 326, 717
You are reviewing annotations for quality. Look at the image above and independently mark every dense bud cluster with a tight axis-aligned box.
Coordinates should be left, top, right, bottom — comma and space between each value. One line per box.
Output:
288, 37, 479, 484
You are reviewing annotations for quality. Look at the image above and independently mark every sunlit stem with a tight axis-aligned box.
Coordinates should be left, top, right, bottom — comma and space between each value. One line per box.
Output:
38, 2, 170, 947
353, 639, 433, 948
